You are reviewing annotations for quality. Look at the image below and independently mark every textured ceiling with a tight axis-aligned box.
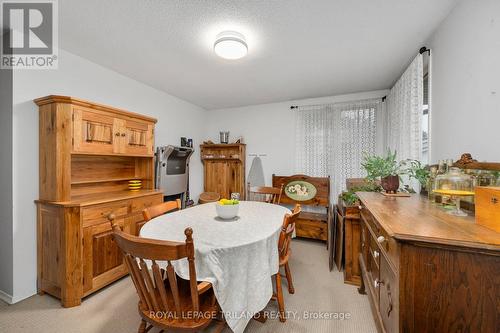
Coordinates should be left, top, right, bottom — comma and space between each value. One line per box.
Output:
60, 0, 457, 109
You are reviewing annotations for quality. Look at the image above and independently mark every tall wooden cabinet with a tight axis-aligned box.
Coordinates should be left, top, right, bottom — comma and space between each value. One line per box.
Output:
200, 144, 246, 200
35, 96, 163, 307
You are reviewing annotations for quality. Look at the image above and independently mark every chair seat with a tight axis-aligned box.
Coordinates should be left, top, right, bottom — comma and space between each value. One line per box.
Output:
140, 277, 218, 331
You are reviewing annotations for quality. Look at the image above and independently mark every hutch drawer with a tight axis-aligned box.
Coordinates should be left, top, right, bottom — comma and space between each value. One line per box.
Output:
82, 200, 131, 226
131, 195, 163, 212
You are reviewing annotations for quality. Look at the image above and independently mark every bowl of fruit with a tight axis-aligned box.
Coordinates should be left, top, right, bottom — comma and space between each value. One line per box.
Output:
215, 198, 240, 220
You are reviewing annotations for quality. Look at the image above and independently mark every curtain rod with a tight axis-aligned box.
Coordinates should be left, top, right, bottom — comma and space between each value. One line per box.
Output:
290, 96, 384, 110
419, 46, 430, 55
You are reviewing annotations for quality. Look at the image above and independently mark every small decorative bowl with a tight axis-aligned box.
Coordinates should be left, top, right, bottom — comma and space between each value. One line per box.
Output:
215, 203, 239, 219
128, 180, 142, 192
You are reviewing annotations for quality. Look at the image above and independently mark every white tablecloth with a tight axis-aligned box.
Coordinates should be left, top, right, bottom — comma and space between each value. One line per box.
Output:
140, 201, 290, 333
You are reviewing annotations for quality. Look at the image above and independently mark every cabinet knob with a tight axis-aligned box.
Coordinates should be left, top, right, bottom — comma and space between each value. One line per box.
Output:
374, 279, 384, 288
121, 133, 126, 137
358, 205, 363, 210
377, 236, 386, 243
373, 250, 379, 258
115, 132, 120, 136
492, 197, 498, 204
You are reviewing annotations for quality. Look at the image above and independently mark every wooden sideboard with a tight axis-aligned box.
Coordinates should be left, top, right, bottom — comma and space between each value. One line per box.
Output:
357, 192, 500, 333
35, 95, 163, 307
200, 144, 246, 200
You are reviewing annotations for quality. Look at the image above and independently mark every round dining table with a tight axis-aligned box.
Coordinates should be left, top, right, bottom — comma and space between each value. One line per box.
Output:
140, 201, 291, 333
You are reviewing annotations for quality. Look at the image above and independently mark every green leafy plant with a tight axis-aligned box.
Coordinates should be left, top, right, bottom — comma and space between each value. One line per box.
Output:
340, 182, 382, 206
361, 149, 404, 181
402, 159, 430, 188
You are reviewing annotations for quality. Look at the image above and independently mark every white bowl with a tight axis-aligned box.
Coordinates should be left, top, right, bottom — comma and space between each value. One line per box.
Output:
215, 203, 239, 219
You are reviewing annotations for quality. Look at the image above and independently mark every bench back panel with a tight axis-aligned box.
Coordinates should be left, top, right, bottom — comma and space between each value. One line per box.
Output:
272, 174, 330, 208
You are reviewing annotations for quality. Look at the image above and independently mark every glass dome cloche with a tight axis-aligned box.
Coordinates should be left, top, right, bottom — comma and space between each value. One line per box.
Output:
433, 167, 475, 216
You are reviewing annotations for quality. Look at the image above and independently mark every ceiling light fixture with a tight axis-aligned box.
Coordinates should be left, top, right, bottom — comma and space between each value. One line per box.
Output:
214, 31, 248, 60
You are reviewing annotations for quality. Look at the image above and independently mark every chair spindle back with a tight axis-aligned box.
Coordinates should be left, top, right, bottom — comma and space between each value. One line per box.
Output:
111, 224, 201, 321
278, 204, 301, 261
247, 183, 284, 204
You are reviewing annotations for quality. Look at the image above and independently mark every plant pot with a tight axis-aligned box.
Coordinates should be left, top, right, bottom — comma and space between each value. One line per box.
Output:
381, 175, 399, 194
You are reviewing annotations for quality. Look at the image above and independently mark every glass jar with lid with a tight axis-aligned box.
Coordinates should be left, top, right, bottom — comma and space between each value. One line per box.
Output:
433, 167, 474, 216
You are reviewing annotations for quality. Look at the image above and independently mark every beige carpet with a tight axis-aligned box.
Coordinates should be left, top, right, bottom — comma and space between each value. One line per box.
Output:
0, 239, 376, 333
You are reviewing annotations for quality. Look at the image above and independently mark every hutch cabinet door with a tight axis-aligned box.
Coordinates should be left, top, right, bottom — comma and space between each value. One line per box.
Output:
119, 119, 154, 156
82, 219, 130, 294
226, 161, 244, 198
204, 160, 229, 198
72, 108, 120, 154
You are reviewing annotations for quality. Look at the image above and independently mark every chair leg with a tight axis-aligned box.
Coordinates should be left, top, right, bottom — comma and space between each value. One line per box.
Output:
138, 320, 147, 333
284, 262, 295, 294
275, 274, 286, 322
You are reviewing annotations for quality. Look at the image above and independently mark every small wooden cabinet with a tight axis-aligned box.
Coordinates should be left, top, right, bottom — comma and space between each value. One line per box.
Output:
35, 95, 162, 307
334, 201, 362, 286
200, 144, 246, 200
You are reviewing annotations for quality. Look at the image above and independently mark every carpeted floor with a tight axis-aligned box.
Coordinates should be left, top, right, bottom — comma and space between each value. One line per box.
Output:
0, 239, 376, 333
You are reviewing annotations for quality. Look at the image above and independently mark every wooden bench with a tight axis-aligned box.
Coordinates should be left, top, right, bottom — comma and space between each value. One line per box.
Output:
272, 174, 332, 244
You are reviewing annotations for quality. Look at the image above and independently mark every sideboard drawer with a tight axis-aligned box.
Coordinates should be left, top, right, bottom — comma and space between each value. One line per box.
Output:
82, 200, 131, 226
361, 203, 400, 271
131, 194, 163, 213
369, 234, 381, 269
380, 254, 399, 333
360, 207, 380, 236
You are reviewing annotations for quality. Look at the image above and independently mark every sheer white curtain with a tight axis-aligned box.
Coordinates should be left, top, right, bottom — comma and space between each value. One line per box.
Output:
295, 99, 382, 202
386, 54, 424, 160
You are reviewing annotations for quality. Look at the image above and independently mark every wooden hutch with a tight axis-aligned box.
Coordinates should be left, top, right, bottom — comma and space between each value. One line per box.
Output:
200, 143, 246, 200
35, 96, 163, 307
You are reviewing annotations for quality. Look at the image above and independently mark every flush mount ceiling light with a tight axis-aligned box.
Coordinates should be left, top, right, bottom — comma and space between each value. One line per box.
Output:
214, 31, 248, 60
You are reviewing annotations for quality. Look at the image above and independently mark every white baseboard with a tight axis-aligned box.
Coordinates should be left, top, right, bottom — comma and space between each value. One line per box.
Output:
0, 289, 13, 304
0, 289, 36, 304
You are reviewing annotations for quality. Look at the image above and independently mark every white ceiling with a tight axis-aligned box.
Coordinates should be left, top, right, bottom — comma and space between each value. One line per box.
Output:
60, 0, 458, 110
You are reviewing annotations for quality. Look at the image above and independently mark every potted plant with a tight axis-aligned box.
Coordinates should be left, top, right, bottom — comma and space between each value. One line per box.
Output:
362, 150, 403, 194
402, 159, 430, 192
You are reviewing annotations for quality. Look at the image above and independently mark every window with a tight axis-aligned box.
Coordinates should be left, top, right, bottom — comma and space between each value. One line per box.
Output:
295, 99, 382, 201
421, 60, 430, 164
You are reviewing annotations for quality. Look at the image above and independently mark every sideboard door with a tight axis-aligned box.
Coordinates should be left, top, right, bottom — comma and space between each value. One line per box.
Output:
121, 119, 154, 156
82, 219, 130, 294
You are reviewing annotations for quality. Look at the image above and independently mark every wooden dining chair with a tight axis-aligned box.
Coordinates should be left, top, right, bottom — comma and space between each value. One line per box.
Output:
110, 222, 225, 333
274, 204, 301, 322
142, 199, 181, 222
247, 183, 283, 204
